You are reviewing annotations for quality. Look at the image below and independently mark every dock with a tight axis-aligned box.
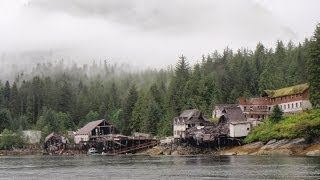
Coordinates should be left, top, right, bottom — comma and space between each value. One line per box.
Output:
79, 135, 159, 155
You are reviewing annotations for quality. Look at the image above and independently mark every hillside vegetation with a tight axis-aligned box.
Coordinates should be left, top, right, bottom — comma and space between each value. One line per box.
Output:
244, 109, 320, 143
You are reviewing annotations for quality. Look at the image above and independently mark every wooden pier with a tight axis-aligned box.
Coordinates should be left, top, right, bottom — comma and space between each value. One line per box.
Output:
79, 135, 159, 155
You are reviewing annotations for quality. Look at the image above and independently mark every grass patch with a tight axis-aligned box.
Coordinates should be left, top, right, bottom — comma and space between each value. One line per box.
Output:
244, 109, 320, 144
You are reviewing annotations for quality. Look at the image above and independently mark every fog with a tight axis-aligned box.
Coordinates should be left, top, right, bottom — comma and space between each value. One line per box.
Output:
0, 0, 319, 71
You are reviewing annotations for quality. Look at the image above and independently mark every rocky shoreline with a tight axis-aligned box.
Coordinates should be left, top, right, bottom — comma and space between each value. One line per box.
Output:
2, 138, 320, 157
142, 138, 320, 157
220, 138, 320, 156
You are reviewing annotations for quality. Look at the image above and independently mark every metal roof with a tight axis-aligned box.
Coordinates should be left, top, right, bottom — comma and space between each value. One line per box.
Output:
75, 119, 106, 135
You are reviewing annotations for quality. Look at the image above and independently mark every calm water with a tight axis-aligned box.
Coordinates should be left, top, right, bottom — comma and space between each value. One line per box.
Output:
0, 155, 320, 180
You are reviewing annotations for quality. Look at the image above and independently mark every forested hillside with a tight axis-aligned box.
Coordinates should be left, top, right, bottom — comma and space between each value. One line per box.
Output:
1, 24, 319, 137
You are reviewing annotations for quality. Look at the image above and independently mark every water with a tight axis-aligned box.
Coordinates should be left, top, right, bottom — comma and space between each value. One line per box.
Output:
0, 155, 320, 179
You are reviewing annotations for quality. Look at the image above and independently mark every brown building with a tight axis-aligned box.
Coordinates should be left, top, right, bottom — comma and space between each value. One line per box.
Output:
239, 83, 312, 121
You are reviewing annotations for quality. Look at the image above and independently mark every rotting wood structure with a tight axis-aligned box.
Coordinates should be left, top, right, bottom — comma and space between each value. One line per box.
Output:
174, 108, 248, 148
75, 119, 159, 154
80, 134, 159, 155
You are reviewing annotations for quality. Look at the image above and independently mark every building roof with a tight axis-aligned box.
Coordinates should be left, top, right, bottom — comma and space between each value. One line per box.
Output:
44, 132, 60, 143
75, 119, 105, 135
223, 106, 247, 122
215, 104, 238, 110
264, 83, 309, 98
179, 109, 202, 120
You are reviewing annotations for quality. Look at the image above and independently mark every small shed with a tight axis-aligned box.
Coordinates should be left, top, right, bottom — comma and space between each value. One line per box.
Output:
218, 106, 251, 138
43, 132, 67, 152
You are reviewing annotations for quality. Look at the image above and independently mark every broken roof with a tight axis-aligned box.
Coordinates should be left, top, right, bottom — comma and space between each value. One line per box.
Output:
76, 119, 108, 135
179, 109, 202, 120
223, 106, 247, 122
264, 83, 309, 98
44, 132, 61, 143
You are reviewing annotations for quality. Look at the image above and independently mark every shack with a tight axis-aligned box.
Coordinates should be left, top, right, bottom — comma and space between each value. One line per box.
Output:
43, 132, 67, 153
217, 105, 251, 138
74, 119, 117, 144
173, 109, 214, 139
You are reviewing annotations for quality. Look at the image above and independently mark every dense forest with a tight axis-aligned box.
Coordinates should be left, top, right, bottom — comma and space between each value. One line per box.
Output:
0, 24, 319, 138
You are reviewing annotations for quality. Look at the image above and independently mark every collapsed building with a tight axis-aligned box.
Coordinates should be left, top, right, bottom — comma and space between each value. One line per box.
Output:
174, 107, 250, 147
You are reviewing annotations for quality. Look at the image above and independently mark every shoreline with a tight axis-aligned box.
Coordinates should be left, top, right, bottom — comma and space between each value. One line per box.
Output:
141, 138, 320, 157
2, 138, 320, 157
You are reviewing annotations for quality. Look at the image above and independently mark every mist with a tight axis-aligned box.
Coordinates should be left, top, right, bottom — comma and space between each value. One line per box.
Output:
0, 0, 319, 73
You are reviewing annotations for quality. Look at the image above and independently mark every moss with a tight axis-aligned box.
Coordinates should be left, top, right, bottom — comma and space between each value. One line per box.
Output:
207, 117, 219, 123
244, 109, 320, 144
265, 83, 309, 98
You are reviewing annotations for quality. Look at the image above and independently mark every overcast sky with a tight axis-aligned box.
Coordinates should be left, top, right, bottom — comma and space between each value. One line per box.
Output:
0, 0, 319, 68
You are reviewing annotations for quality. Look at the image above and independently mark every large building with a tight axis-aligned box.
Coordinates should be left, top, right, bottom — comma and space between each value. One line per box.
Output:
239, 83, 312, 121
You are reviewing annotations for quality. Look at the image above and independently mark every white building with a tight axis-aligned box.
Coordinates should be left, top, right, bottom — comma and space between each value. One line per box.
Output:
22, 130, 41, 144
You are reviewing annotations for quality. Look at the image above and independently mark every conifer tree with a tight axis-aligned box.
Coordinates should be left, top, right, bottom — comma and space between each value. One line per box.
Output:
122, 85, 138, 135
270, 105, 283, 123
308, 24, 320, 107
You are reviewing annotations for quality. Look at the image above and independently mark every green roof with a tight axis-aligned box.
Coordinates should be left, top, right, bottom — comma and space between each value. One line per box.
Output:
264, 83, 309, 98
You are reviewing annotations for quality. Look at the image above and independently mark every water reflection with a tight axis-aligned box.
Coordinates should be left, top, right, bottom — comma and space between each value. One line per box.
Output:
0, 155, 319, 179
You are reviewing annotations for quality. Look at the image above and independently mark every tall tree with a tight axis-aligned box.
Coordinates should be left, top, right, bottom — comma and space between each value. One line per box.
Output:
122, 85, 138, 135
4, 81, 10, 109
308, 24, 320, 107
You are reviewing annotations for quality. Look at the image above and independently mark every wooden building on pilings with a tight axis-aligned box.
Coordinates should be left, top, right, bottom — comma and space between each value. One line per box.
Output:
75, 119, 159, 154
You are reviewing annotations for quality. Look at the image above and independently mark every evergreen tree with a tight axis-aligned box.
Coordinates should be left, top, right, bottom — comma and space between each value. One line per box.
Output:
270, 105, 283, 123
122, 85, 138, 135
308, 24, 320, 107
10, 82, 20, 117
4, 81, 10, 109
131, 91, 147, 133
0, 109, 12, 132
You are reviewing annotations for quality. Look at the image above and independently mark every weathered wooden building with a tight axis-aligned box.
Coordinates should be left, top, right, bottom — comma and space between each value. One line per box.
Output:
43, 132, 68, 153
74, 119, 116, 144
239, 83, 312, 121
173, 109, 213, 139
215, 105, 251, 138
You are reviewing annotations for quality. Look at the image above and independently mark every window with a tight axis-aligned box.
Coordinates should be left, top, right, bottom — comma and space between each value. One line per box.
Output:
296, 103, 298, 108
288, 104, 290, 109
268, 107, 271, 111
244, 106, 247, 111
284, 104, 286, 110
251, 115, 253, 118
292, 103, 294, 108
300, 102, 302, 107
247, 128, 250, 131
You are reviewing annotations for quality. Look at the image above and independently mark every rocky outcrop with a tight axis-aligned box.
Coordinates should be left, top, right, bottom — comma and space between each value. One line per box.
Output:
220, 141, 264, 155
143, 144, 217, 156
141, 138, 320, 156
221, 138, 320, 156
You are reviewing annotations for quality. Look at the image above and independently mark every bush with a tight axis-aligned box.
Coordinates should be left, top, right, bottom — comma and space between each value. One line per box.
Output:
244, 109, 320, 143
0, 129, 24, 149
